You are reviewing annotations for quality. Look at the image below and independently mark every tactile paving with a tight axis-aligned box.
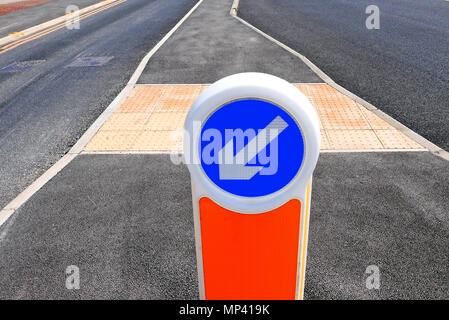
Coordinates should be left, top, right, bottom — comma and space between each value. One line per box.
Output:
133, 131, 183, 152
99, 113, 149, 131
326, 129, 384, 150
84, 84, 425, 152
145, 112, 187, 131
85, 131, 141, 151
375, 129, 423, 149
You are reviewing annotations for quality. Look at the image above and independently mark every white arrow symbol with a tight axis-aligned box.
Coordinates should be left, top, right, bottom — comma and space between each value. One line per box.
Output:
218, 116, 288, 180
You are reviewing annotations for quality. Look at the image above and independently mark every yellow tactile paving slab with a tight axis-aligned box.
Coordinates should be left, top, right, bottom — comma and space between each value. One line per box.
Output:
375, 129, 423, 149
359, 107, 395, 130
86, 131, 141, 151
320, 131, 331, 150
134, 131, 183, 152
145, 112, 187, 131
99, 113, 149, 131
326, 129, 384, 150
84, 84, 425, 152
320, 109, 371, 130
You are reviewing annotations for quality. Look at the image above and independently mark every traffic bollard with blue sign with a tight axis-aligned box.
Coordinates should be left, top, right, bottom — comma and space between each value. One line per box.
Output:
184, 73, 320, 300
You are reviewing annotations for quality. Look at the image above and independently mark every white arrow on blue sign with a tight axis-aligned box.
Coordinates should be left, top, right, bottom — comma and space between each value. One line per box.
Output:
200, 99, 305, 198
218, 115, 288, 180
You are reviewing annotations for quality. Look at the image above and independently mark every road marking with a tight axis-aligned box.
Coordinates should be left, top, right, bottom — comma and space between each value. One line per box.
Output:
0, 0, 205, 229
8, 31, 24, 37
65, 56, 114, 68
0, 0, 127, 54
0, 59, 45, 72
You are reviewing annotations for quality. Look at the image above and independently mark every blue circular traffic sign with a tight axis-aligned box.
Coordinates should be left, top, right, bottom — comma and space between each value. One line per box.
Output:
199, 99, 305, 197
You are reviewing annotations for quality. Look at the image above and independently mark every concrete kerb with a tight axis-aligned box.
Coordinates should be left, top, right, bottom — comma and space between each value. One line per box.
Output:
230, 0, 239, 15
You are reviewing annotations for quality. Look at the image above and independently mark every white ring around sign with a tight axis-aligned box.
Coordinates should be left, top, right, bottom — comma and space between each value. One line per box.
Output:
184, 72, 320, 213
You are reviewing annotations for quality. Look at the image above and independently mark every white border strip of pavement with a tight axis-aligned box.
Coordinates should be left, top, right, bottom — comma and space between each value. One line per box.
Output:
231, 0, 449, 162
0, 0, 204, 228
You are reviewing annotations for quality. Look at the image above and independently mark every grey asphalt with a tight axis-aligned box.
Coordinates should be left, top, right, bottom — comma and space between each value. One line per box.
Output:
308, 152, 449, 300
0, 0, 103, 38
1, 0, 448, 301
138, 0, 322, 84
238, 0, 449, 151
0, 155, 198, 299
0, 0, 197, 209
0, 152, 447, 299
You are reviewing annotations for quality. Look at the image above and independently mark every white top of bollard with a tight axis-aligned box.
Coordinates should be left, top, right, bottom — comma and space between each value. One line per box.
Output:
184, 72, 320, 213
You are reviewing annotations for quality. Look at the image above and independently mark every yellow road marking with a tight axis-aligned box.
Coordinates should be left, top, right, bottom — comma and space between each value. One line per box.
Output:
8, 32, 24, 37
0, 0, 126, 54
84, 84, 424, 152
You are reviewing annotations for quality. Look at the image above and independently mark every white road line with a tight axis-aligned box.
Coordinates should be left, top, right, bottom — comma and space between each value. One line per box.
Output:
0, 0, 204, 229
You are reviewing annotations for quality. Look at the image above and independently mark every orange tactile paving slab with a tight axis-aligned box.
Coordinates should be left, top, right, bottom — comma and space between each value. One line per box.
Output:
84, 84, 425, 152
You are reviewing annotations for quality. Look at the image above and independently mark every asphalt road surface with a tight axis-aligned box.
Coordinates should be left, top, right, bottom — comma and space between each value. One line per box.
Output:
1, 152, 447, 299
0, 0, 197, 209
238, 0, 449, 151
138, 0, 321, 84
0, 0, 100, 37
0, 0, 448, 300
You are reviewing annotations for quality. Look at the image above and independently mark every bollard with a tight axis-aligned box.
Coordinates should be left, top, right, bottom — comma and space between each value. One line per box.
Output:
184, 73, 320, 300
